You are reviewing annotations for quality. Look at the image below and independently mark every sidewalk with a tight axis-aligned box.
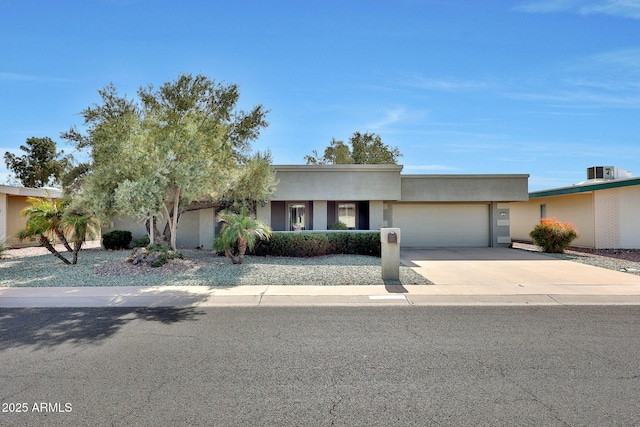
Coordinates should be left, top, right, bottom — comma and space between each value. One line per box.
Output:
2, 282, 640, 307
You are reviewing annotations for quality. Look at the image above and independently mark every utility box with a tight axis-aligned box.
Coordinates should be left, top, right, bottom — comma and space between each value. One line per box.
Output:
381, 228, 401, 281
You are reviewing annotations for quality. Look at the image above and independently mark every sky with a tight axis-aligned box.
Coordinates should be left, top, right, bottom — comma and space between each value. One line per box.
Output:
1, 0, 639, 191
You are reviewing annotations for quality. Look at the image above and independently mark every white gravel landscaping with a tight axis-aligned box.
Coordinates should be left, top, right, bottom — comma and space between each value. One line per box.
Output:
0, 245, 433, 287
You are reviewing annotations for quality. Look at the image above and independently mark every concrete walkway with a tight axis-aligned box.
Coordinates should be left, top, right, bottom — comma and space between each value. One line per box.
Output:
2, 248, 640, 307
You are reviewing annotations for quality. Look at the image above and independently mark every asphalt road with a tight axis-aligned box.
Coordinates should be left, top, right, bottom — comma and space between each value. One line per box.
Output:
1, 306, 639, 426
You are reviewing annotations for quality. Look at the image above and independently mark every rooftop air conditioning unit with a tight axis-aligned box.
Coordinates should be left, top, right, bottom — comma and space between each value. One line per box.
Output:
586, 166, 632, 181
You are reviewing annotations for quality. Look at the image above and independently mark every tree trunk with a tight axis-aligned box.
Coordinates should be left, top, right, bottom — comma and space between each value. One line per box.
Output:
54, 228, 73, 252
72, 240, 83, 265
170, 188, 181, 250
40, 235, 71, 265
237, 237, 247, 264
224, 248, 239, 264
145, 216, 166, 243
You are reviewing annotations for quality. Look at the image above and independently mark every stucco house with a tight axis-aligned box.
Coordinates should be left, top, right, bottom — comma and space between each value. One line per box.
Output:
0, 185, 63, 247
107, 164, 529, 249
511, 166, 640, 249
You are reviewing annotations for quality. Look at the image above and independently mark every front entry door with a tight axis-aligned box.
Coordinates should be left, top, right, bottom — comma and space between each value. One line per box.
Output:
289, 203, 306, 231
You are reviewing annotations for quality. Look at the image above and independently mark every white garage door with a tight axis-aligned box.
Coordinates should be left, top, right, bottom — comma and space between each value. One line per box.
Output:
393, 204, 490, 247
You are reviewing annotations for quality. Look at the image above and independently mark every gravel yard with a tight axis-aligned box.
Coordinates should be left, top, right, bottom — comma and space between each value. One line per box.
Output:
0, 242, 431, 287
512, 241, 640, 276
3, 241, 640, 288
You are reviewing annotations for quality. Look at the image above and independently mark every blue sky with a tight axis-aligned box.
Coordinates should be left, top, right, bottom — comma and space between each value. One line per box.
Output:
1, 0, 639, 191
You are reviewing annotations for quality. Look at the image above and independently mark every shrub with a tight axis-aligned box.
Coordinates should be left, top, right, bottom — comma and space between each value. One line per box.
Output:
252, 231, 380, 257
328, 221, 348, 230
102, 230, 133, 250
529, 217, 578, 253
132, 235, 150, 248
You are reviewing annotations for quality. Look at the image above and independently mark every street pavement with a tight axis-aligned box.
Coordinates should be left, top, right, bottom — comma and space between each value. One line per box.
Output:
1, 247, 640, 307
1, 306, 639, 426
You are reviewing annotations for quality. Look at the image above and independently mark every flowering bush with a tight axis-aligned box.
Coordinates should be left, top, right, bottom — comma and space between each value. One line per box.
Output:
529, 217, 578, 253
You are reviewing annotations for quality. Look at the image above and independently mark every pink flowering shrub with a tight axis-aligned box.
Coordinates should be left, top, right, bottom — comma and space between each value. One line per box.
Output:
530, 217, 578, 253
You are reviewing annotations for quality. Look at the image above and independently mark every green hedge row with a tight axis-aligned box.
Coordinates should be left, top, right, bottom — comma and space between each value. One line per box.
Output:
251, 232, 381, 257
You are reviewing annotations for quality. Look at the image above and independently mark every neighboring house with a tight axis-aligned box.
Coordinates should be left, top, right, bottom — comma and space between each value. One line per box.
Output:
106, 164, 529, 248
511, 166, 640, 249
0, 185, 63, 247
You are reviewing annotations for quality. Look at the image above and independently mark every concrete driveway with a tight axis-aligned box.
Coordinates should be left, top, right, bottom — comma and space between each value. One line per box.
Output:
400, 247, 640, 286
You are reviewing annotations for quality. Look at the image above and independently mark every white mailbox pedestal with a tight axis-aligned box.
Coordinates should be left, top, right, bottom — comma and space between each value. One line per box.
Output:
381, 228, 401, 281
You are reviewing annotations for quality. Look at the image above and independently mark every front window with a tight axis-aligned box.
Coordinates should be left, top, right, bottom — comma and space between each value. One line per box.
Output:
289, 203, 306, 231
338, 203, 356, 229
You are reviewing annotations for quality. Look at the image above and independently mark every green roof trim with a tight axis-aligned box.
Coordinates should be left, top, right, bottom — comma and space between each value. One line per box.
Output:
530, 177, 640, 198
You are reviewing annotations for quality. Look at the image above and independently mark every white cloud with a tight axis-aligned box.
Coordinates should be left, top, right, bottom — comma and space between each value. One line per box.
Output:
581, 0, 640, 19
366, 108, 407, 130
399, 73, 494, 92
503, 48, 640, 108
364, 107, 427, 132
515, 0, 640, 19
514, 0, 579, 13
0, 73, 73, 83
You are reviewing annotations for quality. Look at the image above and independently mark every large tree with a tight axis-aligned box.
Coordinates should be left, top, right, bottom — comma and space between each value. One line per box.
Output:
304, 132, 402, 165
62, 73, 275, 250
4, 137, 72, 187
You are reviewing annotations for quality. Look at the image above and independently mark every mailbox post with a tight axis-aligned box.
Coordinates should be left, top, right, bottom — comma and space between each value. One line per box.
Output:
381, 228, 401, 281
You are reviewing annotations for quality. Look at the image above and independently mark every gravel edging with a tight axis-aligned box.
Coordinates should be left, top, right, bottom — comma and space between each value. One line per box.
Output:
511, 242, 640, 276
0, 248, 433, 288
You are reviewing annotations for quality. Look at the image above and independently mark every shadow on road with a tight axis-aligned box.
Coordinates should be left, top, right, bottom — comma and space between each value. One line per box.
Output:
0, 306, 204, 351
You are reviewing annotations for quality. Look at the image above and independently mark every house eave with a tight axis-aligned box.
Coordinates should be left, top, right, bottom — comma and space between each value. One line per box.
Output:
530, 177, 640, 199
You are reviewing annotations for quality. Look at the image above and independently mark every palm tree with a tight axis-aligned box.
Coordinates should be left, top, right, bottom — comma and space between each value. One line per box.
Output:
18, 197, 98, 265
18, 197, 72, 264
62, 209, 99, 264
214, 208, 272, 264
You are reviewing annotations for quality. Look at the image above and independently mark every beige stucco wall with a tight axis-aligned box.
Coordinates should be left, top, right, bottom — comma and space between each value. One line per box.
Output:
510, 193, 595, 248
107, 208, 215, 249
400, 175, 529, 202
618, 185, 640, 248
272, 165, 402, 201
0, 193, 7, 245
594, 189, 619, 248
0, 186, 63, 247
6, 196, 37, 246
369, 200, 384, 230
596, 186, 640, 249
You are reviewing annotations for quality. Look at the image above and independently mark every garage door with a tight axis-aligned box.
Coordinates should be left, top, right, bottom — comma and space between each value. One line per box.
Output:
392, 204, 490, 247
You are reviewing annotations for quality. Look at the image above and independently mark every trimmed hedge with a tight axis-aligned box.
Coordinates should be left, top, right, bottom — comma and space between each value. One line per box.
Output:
102, 230, 133, 250
252, 231, 381, 257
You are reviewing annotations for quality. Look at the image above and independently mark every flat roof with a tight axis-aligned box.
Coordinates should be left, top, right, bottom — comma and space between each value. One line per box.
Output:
0, 185, 62, 198
274, 164, 403, 172
402, 174, 529, 179
530, 176, 640, 198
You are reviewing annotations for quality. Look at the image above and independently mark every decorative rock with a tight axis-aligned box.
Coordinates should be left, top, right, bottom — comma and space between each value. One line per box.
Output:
132, 252, 145, 265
